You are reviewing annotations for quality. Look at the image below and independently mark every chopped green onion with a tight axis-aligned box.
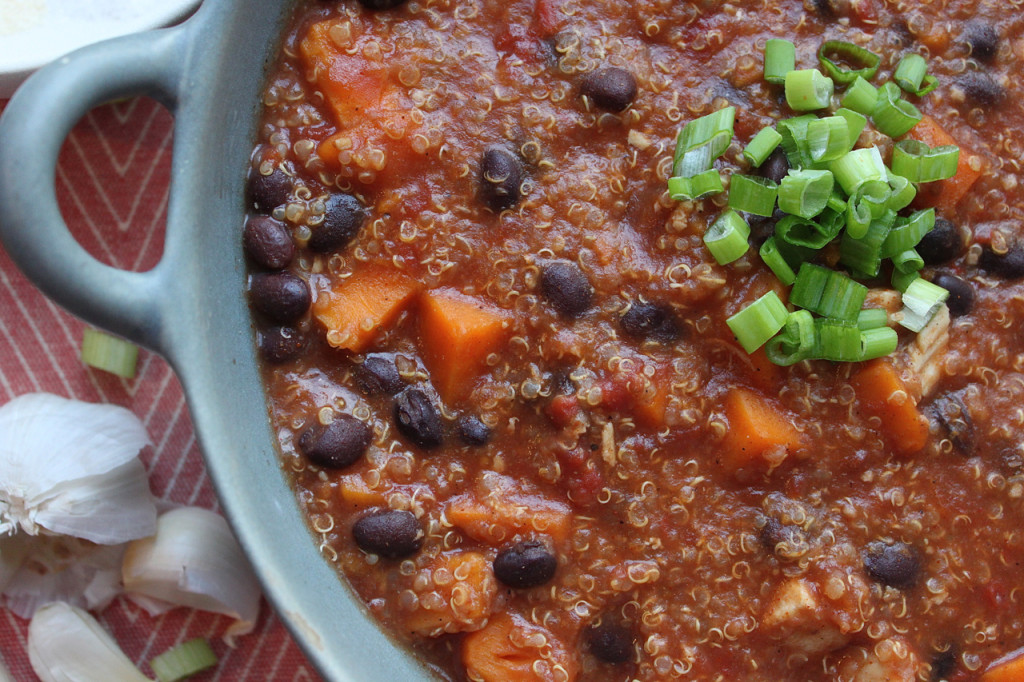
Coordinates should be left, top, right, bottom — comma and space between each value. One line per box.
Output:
764, 39, 796, 85
840, 76, 879, 115
776, 210, 843, 250
890, 139, 960, 183
817, 41, 881, 85
885, 170, 917, 211
703, 209, 750, 264
893, 53, 938, 96
777, 115, 817, 168
778, 168, 834, 219
789, 262, 831, 312
857, 308, 889, 330
834, 107, 867, 145
839, 215, 893, 277
872, 81, 922, 138
899, 277, 949, 332
808, 116, 851, 163
830, 146, 887, 196
728, 174, 778, 217
893, 248, 924, 273
785, 69, 835, 112
726, 291, 789, 353
674, 107, 736, 177
820, 270, 868, 322
150, 638, 218, 682
81, 328, 139, 379
894, 53, 928, 93
669, 169, 724, 201
845, 196, 873, 240
827, 191, 848, 214
881, 208, 935, 258
892, 268, 920, 293
760, 237, 797, 286
860, 326, 899, 360
766, 309, 816, 366
816, 318, 863, 362
743, 126, 783, 167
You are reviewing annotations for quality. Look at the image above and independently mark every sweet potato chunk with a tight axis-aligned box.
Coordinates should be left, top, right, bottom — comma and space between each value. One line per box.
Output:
852, 359, 929, 455
418, 289, 510, 403
719, 389, 804, 473
447, 494, 571, 545
313, 266, 420, 353
404, 551, 497, 637
982, 647, 1024, 682
462, 612, 578, 682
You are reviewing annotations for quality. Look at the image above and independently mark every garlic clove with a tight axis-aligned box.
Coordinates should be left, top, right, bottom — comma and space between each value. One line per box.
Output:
28, 601, 151, 682
0, 393, 156, 543
122, 507, 262, 642
2, 535, 125, 619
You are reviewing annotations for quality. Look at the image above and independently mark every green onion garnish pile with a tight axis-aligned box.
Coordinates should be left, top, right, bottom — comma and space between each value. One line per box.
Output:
667, 40, 957, 366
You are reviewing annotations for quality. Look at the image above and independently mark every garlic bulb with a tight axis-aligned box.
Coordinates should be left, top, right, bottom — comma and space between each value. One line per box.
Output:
1, 534, 125, 619
28, 601, 150, 682
122, 507, 262, 642
0, 393, 157, 544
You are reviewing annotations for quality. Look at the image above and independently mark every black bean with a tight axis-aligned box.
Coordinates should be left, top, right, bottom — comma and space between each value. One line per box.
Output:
309, 193, 368, 254
931, 646, 958, 680
964, 20, 999, 62
357, 0, 407, 8
917, 218, 963, 265
746, 208, 784, 248
457, 416, 491, 446
243, 216, 295, 270
352, 509, 422, 559
493, 540, 557, 588
298, 415, 372, 469
393, 388, 443, 449
247, 169, 291, 212
863, 540, 920, 589
930, 272, 974, 317
249, 272, 310, 324
551, 371, 576, 396
956, 71, 1003, 106
619, 302, 681, 343
980, 243, 1024, 279
758, 518, 804, 553
355, 354, 405, 396
585, 621, 634, 664
580, 67, 638, 112
479, 147, 524, 212
541, 261, 593, 317
258, 326, 306, 364
924, 390, 974, 455
757, 148, 789, 185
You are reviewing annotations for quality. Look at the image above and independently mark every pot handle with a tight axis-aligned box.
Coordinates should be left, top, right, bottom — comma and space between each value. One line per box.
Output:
0, 26, 190, 351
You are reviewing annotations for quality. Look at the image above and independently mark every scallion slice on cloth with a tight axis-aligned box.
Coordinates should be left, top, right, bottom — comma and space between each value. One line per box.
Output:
81, 328, 139, 379
779, 169, 834, 219
728, 175, 778, 216
703, 209, 750, 264
785, 69, 835, 111
817, 41, 881, 85
890, 139, 959, 183
764, 38, 796, 84
151, 639, 218, 682
872, 81, 922, 137
743, 126, 783, 167
668, 169, 723, 201
840, 76, 879, 115
727, 291, 789, 353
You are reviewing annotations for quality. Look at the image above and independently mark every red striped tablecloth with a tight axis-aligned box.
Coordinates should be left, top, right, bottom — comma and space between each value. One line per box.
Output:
0, 98, 321, 681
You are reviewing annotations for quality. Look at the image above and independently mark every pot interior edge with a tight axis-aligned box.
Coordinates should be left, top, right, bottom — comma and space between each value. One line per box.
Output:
162, 2, 437, 680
